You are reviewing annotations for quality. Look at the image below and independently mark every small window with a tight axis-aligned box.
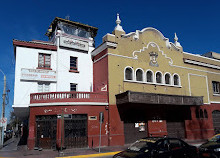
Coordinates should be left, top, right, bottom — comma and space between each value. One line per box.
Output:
165, 74, 171, 84
38, 82, 50, 92
200, 109, 204, 118
212, 81, 220, 94
156, 72, 162, 83
174, 74, 179, 86
204, 109, 208, 118
125, 67, 133, 80
195, 109, 199, 119
70, 56, 78, 71
38, 53, 51, 69
70, 83, 77, 91
146, 71, 153, 82
136, 69, 143, 81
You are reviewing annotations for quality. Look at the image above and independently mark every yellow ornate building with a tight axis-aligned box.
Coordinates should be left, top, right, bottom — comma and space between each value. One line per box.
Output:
92, 14, 220, 145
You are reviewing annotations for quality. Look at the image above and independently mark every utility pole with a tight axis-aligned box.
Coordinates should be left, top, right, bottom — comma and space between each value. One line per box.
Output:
0, 75, 6, 147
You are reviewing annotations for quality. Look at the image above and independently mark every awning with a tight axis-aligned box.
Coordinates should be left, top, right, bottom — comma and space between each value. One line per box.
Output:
116, 91, 203, 106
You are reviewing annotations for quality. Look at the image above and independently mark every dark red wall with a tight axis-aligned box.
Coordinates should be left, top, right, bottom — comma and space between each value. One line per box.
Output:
28, 105, 109, 149
93, 49, 108, 92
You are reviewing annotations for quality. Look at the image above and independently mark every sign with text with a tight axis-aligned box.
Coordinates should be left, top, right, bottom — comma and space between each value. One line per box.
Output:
60, 36, 89, 51
21, 68, 56, 82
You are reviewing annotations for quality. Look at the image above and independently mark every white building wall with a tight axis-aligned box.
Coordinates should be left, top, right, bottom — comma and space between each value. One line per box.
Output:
56, 35, 94, 92
13, 46, 57, 108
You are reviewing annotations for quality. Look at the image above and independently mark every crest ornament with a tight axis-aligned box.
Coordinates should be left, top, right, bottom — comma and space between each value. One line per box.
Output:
149, 52, 159, 67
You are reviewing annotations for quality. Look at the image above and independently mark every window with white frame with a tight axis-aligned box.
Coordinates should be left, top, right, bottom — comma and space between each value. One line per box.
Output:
146, 71, 153, 82
136, 69, 143, 81
38, 53, 51, 69
38, 82, 50, 92
173, 74, 179, 86
156, 72, 162, 83
70, 56, 78, 71
212, 81, 220, 94
70, 83, 77, 91
125, 67, 133, 80
165, 73, 171, 84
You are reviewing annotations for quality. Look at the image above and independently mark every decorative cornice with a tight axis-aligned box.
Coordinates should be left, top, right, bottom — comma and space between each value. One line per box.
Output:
184, 59, 220, 70
91, 41, 117, 57
13, 39, 57, 51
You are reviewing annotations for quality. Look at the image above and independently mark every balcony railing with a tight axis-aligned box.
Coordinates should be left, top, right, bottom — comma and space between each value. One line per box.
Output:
30, 91, 108, 104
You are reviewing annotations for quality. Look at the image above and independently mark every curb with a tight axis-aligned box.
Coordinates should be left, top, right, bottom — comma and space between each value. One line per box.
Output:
57, 151, 121, 158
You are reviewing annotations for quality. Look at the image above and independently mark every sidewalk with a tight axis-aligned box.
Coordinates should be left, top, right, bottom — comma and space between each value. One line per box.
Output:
0, 137, 206, 158
0, 137, 126, 158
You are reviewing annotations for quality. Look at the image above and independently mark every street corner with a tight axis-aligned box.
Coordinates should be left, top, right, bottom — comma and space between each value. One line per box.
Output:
57, 151, 121, 158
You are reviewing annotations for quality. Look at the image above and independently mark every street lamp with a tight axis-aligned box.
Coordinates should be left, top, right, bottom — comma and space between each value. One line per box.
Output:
0, 69, 6, 147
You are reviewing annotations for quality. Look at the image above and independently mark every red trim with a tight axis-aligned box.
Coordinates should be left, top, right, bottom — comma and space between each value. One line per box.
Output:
36, 67, 52, 70
13, 40, 57, 51
69, 70, 79, 73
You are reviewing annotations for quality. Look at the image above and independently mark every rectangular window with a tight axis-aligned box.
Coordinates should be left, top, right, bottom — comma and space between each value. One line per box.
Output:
213, 81, 220, 94
38, 53, 51, 69
70, 83, 77, 91
70, 56, 78, 71
38, 82, 50, 92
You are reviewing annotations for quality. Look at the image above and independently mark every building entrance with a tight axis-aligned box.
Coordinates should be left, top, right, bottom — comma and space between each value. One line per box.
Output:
212, 110, 220, 134
124, 121, 148, 144
64, 114, 88, 148
35, 115, 57, 149
167, 121, 185, 138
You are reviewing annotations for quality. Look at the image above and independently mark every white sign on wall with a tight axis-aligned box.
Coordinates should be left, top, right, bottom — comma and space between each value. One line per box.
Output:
0, 118, 7, 131
20, 68, 57, 82
60, 36, 89, 51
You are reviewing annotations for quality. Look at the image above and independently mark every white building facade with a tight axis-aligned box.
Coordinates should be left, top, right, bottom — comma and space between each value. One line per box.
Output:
13, 17, 98, 119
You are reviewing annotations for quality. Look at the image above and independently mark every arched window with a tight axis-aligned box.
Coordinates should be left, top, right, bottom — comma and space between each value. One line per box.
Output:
165, 73, 171, 84
195, 109, 199, 119
136, 69, 143, 81
125, 67, 133, 80
156, 72, 162, 83
174, 74, 179, 86
204, 109, 208, 118
146, 70, 153, 82
200, 109, 204, 118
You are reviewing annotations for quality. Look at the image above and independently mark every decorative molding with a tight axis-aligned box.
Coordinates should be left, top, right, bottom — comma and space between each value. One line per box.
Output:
184, 59, 220, 70
210, 101, 220, 104
91, 41, 117, 57
123, 79, 182, 88
188, 73, 210, 104
183, 51, 220, 63
132, 42, 173, 65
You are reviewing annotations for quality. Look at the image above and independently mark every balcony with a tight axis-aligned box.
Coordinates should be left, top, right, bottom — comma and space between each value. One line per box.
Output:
30, 91, 108, 104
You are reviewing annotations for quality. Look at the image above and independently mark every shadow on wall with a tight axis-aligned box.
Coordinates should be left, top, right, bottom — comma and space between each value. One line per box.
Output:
18, 124, 28, 146
186, 119, 212, 140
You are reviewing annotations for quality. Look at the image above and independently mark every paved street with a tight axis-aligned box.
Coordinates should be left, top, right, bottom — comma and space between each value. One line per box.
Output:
0, 137, 124, 158
0, 136, 205, 158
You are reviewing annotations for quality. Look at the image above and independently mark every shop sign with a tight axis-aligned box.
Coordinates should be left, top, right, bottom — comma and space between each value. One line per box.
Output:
60, 36, 88, 51
21, 68, 56, 82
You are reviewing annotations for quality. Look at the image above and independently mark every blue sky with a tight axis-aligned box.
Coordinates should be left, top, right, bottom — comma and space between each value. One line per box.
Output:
0, 0, 219, 121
